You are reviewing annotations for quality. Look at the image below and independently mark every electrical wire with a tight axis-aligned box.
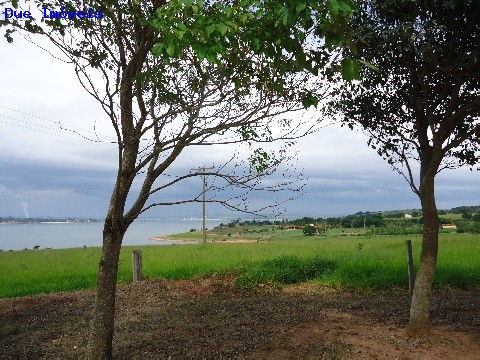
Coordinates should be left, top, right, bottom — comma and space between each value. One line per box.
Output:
0, 105, 118, 142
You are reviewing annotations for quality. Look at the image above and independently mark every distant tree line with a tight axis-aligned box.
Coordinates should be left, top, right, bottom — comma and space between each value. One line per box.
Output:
449, 206, 480, 214
221, 204, 480, 234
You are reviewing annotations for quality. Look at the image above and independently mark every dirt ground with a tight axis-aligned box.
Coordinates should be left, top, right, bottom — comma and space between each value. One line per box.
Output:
0, 278, 478, 359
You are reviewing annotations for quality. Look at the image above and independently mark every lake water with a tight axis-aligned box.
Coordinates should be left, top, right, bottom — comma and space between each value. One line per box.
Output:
0, 218, 226, 251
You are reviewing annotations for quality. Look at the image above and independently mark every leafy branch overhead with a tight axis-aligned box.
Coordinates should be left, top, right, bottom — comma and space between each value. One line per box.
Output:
338, 0, 479, 180
151, 0, 359, 94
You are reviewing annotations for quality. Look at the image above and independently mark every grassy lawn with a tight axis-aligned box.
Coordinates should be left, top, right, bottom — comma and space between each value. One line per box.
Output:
0, 232, 478, 298
439, 213, 463, 220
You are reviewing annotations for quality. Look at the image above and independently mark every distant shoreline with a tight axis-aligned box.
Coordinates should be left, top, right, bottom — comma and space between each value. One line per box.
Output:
0, 220, 99, 225
149, 236, 194, 243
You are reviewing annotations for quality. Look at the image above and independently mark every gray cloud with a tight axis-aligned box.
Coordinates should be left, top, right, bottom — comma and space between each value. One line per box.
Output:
1, 35, 478, 219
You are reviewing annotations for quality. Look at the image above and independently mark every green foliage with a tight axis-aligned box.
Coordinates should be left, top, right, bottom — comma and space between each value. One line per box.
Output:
149, 0, 358, 83
340, 58, 360, 82
451, 205, 480, 214
455, 220, 480, 234
368, 225, 423, 235
301, 92, 320, 108
336, 0, 479, 170
289, 217, 315, 226
249, 148, 278, 174
303, 224, 317, 236
326, 0, 355, 17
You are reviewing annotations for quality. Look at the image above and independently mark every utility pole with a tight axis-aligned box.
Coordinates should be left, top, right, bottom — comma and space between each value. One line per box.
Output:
191, 166, 214, 244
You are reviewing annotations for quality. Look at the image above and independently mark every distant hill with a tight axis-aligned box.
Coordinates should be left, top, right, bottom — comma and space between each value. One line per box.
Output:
449, 205, 480, 214
354, 205, 479, 218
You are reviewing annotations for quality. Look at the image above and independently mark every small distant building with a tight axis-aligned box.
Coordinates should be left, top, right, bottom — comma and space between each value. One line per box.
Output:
281, 225, 302, 230
442, 224, 457, 229
404, 214, 412, 218
281, 224, 321, 230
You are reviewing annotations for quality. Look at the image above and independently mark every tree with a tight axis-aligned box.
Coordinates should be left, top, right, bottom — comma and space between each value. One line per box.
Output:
303, 224, 317, 235
461, 209, 473, 219
2, 0, 356, 356
366, 215, 383, 227
335, 0, 479, 334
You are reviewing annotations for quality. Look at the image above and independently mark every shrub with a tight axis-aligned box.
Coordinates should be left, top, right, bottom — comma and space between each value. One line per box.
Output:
455, 220, 480, 234
303, 225, 317, 236
235, 255, 337, 289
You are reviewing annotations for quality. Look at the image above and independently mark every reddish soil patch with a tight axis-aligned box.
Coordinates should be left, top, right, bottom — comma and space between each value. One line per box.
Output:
0, 279, 478, 358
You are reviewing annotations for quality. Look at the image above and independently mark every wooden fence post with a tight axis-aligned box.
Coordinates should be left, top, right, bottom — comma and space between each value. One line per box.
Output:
406, 240, 414, 296
132, 250, 142, 283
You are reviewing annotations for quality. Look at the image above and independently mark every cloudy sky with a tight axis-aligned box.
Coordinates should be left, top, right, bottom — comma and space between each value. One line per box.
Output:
0, 33, 478, 220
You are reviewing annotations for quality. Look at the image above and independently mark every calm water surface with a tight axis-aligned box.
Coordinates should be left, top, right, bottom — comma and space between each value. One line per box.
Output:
0, 219, 225, 251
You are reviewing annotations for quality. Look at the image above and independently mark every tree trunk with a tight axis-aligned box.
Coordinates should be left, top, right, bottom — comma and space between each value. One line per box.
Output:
86, 220, 125, 359
84, 49, 142, 355
409, 175, 439, 335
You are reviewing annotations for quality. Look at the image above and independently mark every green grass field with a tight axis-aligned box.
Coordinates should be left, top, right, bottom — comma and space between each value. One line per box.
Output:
0, 232, 478, 298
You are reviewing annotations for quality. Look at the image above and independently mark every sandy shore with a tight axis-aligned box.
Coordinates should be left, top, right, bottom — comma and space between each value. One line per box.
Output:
149, 236, 259, 244
149, 236, 197, 243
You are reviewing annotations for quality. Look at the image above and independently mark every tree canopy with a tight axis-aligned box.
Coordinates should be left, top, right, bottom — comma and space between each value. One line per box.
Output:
334, 0, 479, 334
338, 0, 479, 185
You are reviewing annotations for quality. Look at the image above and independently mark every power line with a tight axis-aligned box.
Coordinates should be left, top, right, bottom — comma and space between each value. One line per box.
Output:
0, 113, 68, 132
0, 105, 118, 142
0, 116, 92, 142
0, 105, 170, 144
0, 115, 115, 148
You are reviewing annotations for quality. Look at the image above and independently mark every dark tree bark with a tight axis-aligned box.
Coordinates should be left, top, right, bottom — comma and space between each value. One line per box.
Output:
409, 162, 440, 334
86, 177, 131, 357
86, 227, 124, 358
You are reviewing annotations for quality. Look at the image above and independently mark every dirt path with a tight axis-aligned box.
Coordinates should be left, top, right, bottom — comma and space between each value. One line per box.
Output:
0, 279, 478, 358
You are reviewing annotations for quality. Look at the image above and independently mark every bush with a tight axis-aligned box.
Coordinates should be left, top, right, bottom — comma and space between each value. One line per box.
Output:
367, 225, 423, 235
455, 220, 480, 234
235, 255, 337, 289
303, 225, 317, 236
